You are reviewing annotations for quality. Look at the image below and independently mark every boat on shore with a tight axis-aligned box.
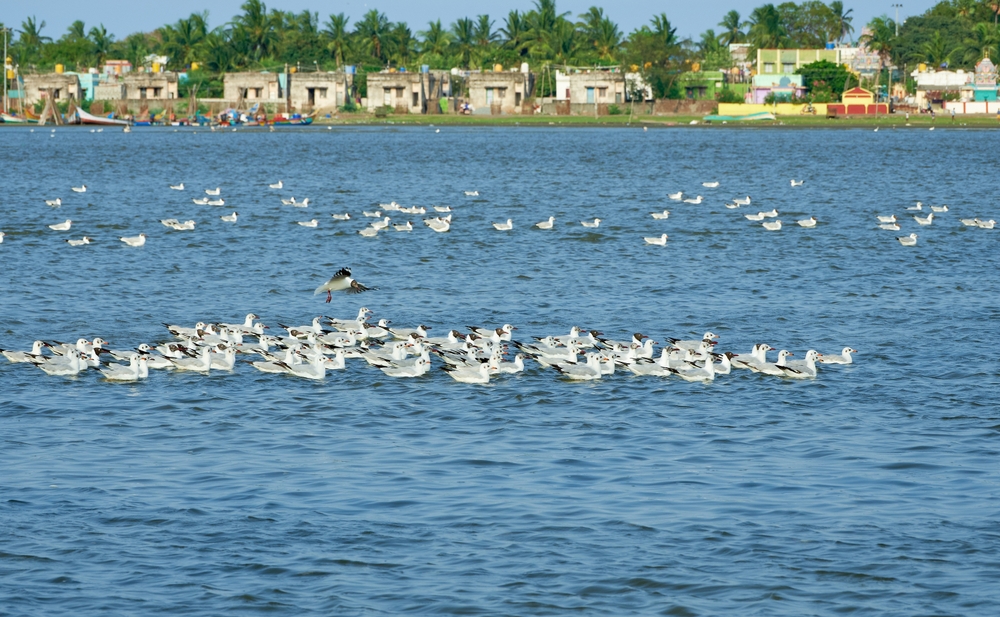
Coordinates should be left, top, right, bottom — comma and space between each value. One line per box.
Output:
1, 112, 38, 124
70, 107, 130, 126
702, 112, 776, 122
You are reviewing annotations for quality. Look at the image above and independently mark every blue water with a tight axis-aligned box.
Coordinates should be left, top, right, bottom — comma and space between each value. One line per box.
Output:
1, 125, 998, 615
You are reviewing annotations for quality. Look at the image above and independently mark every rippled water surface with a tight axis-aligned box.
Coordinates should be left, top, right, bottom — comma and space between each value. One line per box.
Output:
2, 125, 999, 615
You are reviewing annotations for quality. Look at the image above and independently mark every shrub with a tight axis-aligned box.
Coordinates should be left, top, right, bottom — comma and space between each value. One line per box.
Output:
715, 88, 744, 103
608, 104, 623, 115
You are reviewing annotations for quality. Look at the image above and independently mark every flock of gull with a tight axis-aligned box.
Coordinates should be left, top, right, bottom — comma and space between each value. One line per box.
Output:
1, 307, 857, 384
0, 174, 991, 249
873, 200, 995, 246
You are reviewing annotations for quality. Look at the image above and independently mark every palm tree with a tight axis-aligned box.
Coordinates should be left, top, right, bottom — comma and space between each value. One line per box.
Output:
158, 12, 208, 68
921, 30, 956, 67
323, 13, 351, 67
650, 14, 679, 48
828, 1, 854, 44
963, 21, 999, 64
356, 9, 390, 63
747, 4, 788, 50
88, 24, 115, 66
419, 20, 451, 57
860, 16, 896, 68
232, 0, 279, 63
16, 16, 51, 65
954, 0, 977, 20
450, 17, 475, 68
591, 17, 622, 61
717, 10, 745, 45
499, 10, 529, 57
386, 22, 414, 66
474, 14, 498, 48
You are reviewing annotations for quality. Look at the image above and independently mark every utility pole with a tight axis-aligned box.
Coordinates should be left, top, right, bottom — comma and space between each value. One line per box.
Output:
2, 27, 10, 114
892, 4, 902, 37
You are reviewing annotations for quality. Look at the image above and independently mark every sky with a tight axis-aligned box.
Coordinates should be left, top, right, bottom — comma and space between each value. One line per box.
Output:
5, 0, 938, 44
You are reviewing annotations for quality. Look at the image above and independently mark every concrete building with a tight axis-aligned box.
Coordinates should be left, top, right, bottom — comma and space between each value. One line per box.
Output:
366, 71, 448, 113
223, 72, 283, 103
467, 71, 534, 114
21, 73, 83, 106
553, 69, 625, 105
124, 72, 179, 100
749, 74, 806, 103
911, 69, 972, 107
289, 71, 354, 111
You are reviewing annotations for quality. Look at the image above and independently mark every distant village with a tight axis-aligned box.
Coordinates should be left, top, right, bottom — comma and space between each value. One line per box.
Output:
3, 1, 1000, 123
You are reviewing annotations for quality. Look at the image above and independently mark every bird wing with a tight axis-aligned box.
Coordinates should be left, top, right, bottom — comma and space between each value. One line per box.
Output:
315, 267, 352, 294
348, 279, 375, 294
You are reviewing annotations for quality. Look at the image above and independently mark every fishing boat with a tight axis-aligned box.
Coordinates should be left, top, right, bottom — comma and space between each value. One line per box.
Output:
702, 112, 776, 122
71, 107, 130, 126
1, 112, 38, 124
271, 115, 314, 126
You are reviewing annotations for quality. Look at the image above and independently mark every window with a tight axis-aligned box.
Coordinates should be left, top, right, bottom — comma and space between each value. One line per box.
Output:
395, 87, 404, 98
140, 88, 147, 99
598, 87, 608, 100
498, 87, 507, 100
782, 63, 795, 73
153, 87, 163, 98
764, 63, 775, 74
318, 88, 328, 99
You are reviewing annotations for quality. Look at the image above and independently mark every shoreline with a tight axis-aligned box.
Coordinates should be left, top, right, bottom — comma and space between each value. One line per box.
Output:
4, 113, 998, 129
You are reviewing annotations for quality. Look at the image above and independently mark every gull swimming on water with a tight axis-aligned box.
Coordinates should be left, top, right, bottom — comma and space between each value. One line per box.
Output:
644, 233, 668, 245
820, 347, 857, 364
879, 222, 900, 230
683, 195, 703, 204
358, 227, 379, 237
913, 212, 933, 226
297, 219, 318, 227
493, 219, 513, 231
790, 179, 804, 186
535, 216, 555, 230
120, 233, 147, 247
876, 214, 897, 223
45, 198, 62, 207
464, 191, 479, 196
702, 181, 719, 188
331, 213, 351, 220
796, 217, 817, 228
269, 180, 283, 189
581, 218, 601, 228
220, 211, 238, 222
650, 210, 670, 219
762, 220, 782, 231
71, 185, 87, 193
205, 187, 221, 196
975, 219, 996, 229
424, 217, 451, 232
315, 267, 376, 302
49, 219, 72, 231
745, 212, 766, 221
733, 196, 751, 205
897, 233, 918, 246
66, 236, 92, 246
668, 191, 683, 200
169, 183, 184, 190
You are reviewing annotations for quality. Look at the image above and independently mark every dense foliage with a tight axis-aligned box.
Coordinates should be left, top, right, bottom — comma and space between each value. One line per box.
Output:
1, 0, 996, 94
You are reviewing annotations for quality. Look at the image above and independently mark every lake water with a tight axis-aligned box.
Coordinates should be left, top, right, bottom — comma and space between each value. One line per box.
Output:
1, 125, 998, 615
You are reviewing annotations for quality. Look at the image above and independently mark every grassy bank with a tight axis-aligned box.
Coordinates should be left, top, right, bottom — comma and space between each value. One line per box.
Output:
312, 112, 1000, 128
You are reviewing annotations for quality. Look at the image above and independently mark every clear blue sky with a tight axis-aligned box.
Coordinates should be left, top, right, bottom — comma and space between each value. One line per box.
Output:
6, 1, 936, 43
